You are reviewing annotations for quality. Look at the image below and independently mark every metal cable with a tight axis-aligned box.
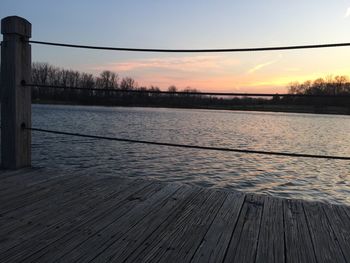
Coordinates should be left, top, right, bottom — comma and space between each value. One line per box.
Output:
25, 127, 350, 160
23, 83, 350, 98
28, 40, 350, 52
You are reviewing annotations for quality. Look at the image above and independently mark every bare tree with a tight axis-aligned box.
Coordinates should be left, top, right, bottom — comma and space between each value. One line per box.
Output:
120, 77, 136, 90
168, 85, 177, 92
96, 70, 119, 89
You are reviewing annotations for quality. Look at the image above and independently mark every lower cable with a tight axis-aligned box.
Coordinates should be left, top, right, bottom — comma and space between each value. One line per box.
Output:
24, 127, 350, 160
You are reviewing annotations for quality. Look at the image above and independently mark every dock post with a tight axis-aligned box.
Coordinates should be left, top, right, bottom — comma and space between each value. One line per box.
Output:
1, 16, 32, 169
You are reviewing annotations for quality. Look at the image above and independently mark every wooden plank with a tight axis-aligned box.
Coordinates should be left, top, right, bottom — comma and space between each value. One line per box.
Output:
191, 191, 245, 263
55, 183, 182, 262
156, 190, 228, 263
0, 176, 137, 231
0, 177, 137, 255
343, 205, 350, 220
19, 182, 163, 263
0, 170, 79, 200
0, 176, 125, 234
283, 199, 317, 263
0, 173, 98, 214
0, 166, 102, 191
123, 188, 209, 262
0, 171, 102, 215
0, 179, 152, 262
90, 185, 200, 263
7, 169, 67, 186
303, 201, 346, 263
1, 168, 349, 263
126, 189, 226, 263
0, 168, 109, 199
255, 196, 285, 263
223, 194, 265, 263
0, 168, 34, 180
322, 204, 350, 260
0, 168, 54, 191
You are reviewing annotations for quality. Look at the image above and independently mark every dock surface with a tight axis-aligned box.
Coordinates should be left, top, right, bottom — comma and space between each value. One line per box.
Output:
0, 168, 349, 262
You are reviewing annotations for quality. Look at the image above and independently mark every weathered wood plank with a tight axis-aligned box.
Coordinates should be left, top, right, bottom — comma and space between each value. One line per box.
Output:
57, 183, 182, 262
190, 191, 245, 263
124, 189, 211, 262
0, 176, 126, 234
0, 180, 152, 262
0, 168, 34, 180
255, 196, 285, 263
153, 191, 227, 263
0, 168, 349, 263
0, 168, 56, 191
223, 193, 265, 263
303, 201, 346, 263
0, 168, 111, 199
0, 173, 97, 214
0, 177, 137, 255
0, 172, 99, 213
322, 204, 350, 261
343, 205, 350, 220
283, 199, 317, 263
0, 170, 80, 200
91, 185, 200, 263
127, 189, 226, 263
24, 182, 164, 263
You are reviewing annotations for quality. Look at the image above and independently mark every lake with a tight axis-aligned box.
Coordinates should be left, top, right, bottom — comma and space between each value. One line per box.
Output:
31, 104, 350, 205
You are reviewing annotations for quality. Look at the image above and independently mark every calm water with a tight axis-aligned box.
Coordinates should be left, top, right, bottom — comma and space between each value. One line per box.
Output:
31, 104, 350, 205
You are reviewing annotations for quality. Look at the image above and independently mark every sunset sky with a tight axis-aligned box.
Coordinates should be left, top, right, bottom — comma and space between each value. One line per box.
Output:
2, 1, 350, 93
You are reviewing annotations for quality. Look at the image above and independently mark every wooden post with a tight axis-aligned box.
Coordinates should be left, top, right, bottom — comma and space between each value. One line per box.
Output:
1, 16, 32, 169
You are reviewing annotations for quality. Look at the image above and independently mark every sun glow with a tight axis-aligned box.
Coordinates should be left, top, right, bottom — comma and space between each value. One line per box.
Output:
87, 49, 350, 93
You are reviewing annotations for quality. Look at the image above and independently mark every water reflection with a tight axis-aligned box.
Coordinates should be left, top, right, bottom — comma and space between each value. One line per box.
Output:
32, 105, 350, 205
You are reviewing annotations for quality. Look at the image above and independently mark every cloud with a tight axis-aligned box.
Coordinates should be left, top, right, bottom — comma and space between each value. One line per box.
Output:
247, 55, 282, 74
247, 61, 276, 74
93, 55, 240, 73
344, 7, 350, 18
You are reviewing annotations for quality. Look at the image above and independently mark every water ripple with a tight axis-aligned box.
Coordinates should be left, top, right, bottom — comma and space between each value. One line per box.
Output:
28, 104, 350, 206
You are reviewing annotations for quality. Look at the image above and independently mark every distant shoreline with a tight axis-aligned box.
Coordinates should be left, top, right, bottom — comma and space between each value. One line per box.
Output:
33, 100, 350, 116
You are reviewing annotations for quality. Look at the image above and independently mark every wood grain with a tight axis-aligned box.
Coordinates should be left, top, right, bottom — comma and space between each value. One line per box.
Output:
0, 169, 348, 263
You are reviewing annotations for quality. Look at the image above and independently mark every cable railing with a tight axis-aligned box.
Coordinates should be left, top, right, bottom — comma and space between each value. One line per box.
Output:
28, 40, 350, 53
24, 126, 350, 160
1, 16, 350, 169
19, 38, 350, 161
22, 82, 350, 98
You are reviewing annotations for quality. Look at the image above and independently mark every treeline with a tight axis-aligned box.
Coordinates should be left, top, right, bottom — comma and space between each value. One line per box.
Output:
30, 62, 270, 107
283, 76, 350, 107
288, 76, 350, 95
29, 63, 350, 109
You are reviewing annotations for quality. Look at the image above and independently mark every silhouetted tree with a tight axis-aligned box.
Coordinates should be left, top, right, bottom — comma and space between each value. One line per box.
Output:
168, 85, 177, 92
28, 62, 350, 112
120, 77, 136, 90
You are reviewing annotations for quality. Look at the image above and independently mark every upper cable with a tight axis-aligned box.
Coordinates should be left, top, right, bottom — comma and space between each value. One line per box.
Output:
28, 40, 350, 53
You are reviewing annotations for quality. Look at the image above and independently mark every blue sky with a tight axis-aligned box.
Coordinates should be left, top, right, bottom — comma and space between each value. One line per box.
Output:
2, 1, 350, 92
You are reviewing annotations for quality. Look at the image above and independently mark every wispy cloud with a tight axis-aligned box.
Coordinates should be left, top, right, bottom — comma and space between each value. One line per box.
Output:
344, 7, 350, 18
93, 55, 240, 73
247, 55, 282, 74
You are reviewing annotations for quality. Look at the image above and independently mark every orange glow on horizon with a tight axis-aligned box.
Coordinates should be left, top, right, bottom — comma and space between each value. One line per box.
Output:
86, 52, 350, 94
132, 69, 350, 93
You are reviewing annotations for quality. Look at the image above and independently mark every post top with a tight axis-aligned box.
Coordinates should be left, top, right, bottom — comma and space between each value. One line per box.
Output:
1, 16, 31, 38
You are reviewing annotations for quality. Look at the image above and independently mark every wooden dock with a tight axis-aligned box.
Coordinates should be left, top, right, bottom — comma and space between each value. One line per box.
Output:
0, 168, 349, 262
